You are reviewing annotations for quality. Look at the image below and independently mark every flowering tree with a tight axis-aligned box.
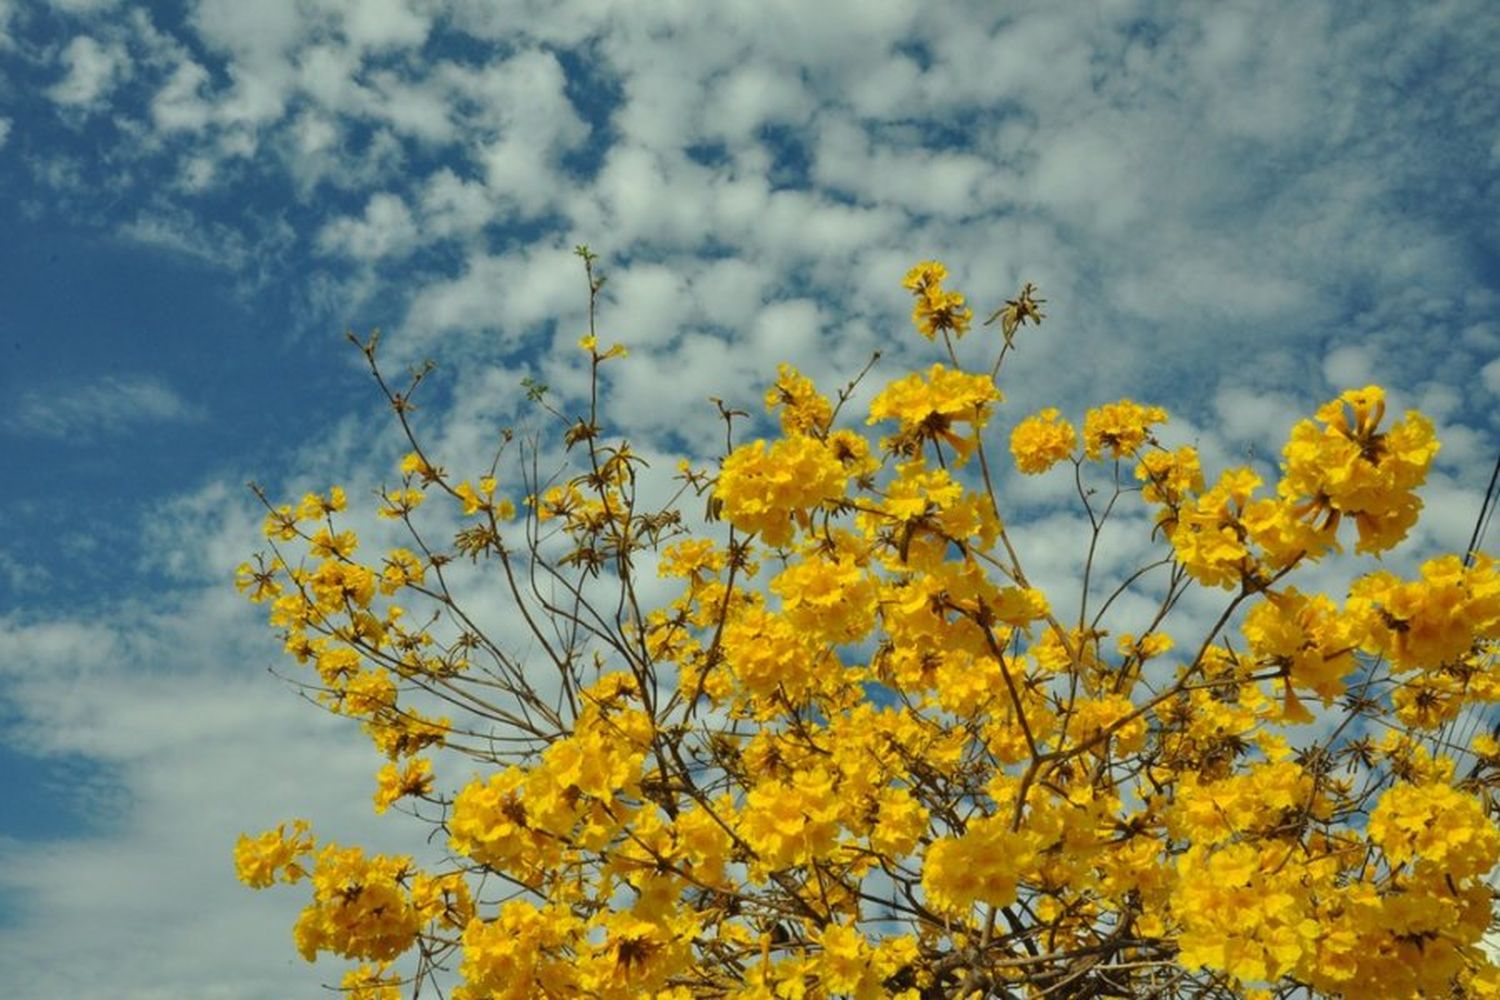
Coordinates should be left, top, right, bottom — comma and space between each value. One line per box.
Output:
236, 249, 1500, 999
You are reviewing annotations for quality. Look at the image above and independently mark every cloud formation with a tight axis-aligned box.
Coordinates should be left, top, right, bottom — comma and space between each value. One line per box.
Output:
7, 374, 201, 440
46, 34, 128, 110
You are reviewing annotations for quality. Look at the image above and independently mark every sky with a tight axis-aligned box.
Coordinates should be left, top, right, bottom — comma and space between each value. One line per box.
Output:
2, 0, 1500, 996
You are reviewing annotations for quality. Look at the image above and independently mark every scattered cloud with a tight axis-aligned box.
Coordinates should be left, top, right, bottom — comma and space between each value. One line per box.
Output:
1483, 357, 1500, 397
149, 58, 213, 133
1211, 384, 1304, 457
115, 207, 295, 293
0, 595, 426, 999
1322, 343, 1378, 389
7, 374, 201, 440
47, 35, 130, 110
315, 191, 418, 261
48, 0, 125, 12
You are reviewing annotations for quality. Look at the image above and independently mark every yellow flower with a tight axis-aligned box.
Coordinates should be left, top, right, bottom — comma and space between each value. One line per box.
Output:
455, 477, 502, 516
739, 768, 842, 870
922, 813, 1033, 911
1069, 694, 1146, 753
234, 819, 314, 888
373, 757, 434, 814
1135, 445, 1204, 535
293, 843, 422, 962
379, 548, 426, 595
341, 964, 402, 1000
377, 487, 425, 519
454, 901, 581, 999
763, 363, 833, 436
342, 959, 405, 1000
1369, 780, 1499, 878
901, 260, 947, 294
309, 527, 358, 558
902, 260, 973, 339
1348, 553, 1500, 672
307, 558, 376, 610
867, 364, 1000, 462
262, 504, 298, 540
399, 451, 436, 481
234, 559, 282, 603
297, 486, 347, 521
1277, 385, 1438, 554
1082, 399, 1167, 461
770, 551, 878, 645
1242, 587, 1363, 710
657, 538, 726, 582
1168, 467, 1261, 589
714, 435, 848, 547
1009, 407, 1077, 474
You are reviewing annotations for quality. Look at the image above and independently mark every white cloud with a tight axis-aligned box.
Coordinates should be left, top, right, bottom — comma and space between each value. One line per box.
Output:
292, 109, 339, 156
116, 208, 281, 275
368, 68, 455, 144
601, 262, 693, 350
1211, 384, 1304, 456
48, 35, 129, 110
177, 153, 217, 191
1482, 357, 1500, 397
404, 243, 587, 348
324, 0, 431, 51
416, 167, 495, 240
1322, 343, 1377, 389
188, 0, 305, 64
0, 548, 49, 594
1025, 120, 1150, 235
7, 375, 201, 440
813, 117, 995, 218
47, 0, 122, 11
747, 296, 823, 363
0, 597, 426, 1000
151, 58, 213, 132
295, 41, 368, 113
701, 63, 812, 142
0, 117, 10, 148
691, 256, 772, 327
316, 191, 419, 260
448, 50, 590, 214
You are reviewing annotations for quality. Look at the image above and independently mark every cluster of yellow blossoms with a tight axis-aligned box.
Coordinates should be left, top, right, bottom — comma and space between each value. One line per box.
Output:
902, 259, 972, 340
236, 256, 1500, 999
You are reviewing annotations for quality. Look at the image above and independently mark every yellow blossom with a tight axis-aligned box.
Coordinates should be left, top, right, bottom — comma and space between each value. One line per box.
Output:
764, 363, 833, 436
902, 260, 973, 339
234, 819, 314, 888
1082, 399, 1168, 461
714, 434, 848, 546
1277, 385, 1438, 554
373, 757, 434, 814
1009, 407, 1076, 474
867, 364, 1001, 462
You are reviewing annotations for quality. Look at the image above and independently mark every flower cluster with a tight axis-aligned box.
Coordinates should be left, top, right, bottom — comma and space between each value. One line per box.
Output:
1009, 406, 1077, 473
902, 259, 973, 340
714, 434, 848, 546
1278, 385, 1438, 553
867, 363, 1001, 462
235, 256, 1500, 1000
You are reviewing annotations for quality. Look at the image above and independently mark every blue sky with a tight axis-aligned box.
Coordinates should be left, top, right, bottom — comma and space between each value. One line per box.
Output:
2, 1, 1500, 996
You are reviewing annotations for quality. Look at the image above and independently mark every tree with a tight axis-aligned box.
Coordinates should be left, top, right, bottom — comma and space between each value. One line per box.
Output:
235, 248, 1500, 999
